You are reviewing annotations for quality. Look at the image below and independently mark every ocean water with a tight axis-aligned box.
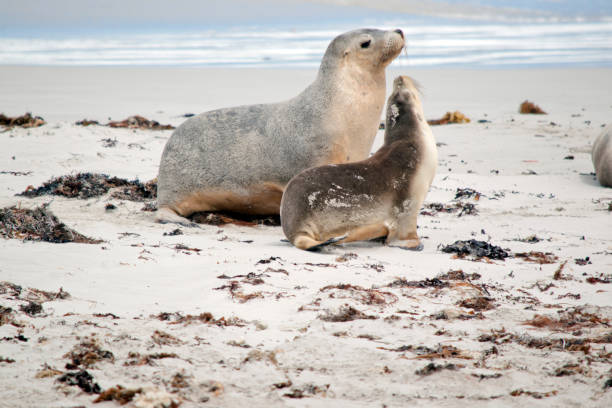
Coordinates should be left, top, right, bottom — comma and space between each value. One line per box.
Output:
1, 0, 611, 68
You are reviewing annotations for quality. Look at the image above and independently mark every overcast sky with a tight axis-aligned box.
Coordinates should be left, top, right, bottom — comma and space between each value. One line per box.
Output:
0, 0, 386, 33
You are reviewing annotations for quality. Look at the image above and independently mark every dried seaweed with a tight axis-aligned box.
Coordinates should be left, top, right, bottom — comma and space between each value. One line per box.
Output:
428, 111, 470, 125
415, 362, 460, 376
64, 339, 115, 368
522, 307, 609, 332
0, 205, 102, 244
19, 301, 43, 316
151, 330, 183, 346
438, 270, 482, 281
319, 283, 397, 306
283, 384, 329, 398
420, 202, 478, 217
124, 352, 179, 366
161, 311, 246, 327
519, 100, 547, 114
459, 297, 495, 311
387, 278, 449, 288
455, 188, 481, 200
319, 305, 378, 322
19, 173, 156, 201
515, 251, 558, 264
0, 112, 45, 128
107, 115, 174, 130
94, 385, 142, 404
57, 370, 101, 394
440, 240, 509, 260
510, 389, 557, 398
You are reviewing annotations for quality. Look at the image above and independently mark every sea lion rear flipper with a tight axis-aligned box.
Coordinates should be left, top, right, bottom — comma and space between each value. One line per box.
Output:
305, 234, 348, 252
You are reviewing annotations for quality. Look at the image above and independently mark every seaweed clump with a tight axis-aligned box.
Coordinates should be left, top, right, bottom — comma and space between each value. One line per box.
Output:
428, 111, 470, 125
0, 205, 102, 244
18, 173, 156, 201
440, 240, 509, 260
0, 112, 45, 128
519, 100, 547, 114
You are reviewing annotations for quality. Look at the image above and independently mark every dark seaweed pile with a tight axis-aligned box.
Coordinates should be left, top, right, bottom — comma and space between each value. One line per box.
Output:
0, 112, 45, 128
440, 239, 509, 260
18, 173, 156, 201
0, 205, 101, 244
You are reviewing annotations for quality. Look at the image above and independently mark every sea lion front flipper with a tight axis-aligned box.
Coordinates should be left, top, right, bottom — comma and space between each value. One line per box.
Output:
155, 207, 201, 228
389, 240, 424, 251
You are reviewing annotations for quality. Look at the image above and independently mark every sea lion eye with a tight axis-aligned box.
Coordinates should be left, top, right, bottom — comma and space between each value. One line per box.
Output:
360, 40, 371, 49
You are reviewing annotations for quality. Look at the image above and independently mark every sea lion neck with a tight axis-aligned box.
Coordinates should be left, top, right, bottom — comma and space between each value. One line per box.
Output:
383, 95, 426, 146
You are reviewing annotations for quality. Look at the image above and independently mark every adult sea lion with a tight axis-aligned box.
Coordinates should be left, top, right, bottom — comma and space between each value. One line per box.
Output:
592, 124, 612, 187
280, 75, 437, 251
156, 28, 405, 223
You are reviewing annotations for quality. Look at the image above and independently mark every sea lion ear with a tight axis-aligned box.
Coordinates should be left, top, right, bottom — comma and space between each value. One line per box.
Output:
343, 50, 350, 57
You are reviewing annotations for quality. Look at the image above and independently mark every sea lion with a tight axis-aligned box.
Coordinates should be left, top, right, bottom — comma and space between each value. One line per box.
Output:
280, 75, 437, 251
592, 124, 612, 187
156, 28, 405, 224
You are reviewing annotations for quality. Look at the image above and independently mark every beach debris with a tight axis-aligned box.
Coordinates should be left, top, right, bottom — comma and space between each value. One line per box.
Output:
415, 362, 460, 376
19, 172, 156, 201
141, 202, 157, 212
0, 205, 102, 244
151, 330, 183, 346
455, 187, 481, 200
124, 352, 179, 367
420, 202, 478, 217
553, 261, 569, 280
319, 305, 378, 322
190, 211, 280, 227
75, 119, 99, 126
35, 365, 63, 378
94, 385, 142, 404
0, 356, 15, 363
100, 137, 118, 148
515, 251, 558, 264
437, 269, 481, 281
57, 370, 101, 394
574, 256, 591, 265
510, 389, 557, 398
458, 297, 495, 311
519, 100, 547, 114
585, 274, 611, 284
105, 203, 116, 211
428, 111, 470, 125
64, 338, 115, 368
157, 311, 246, 327
0, 112, 45, 128
388, 277, 448, 289
318, 283, 398, 306
0, 171, 32, 176
522, 306, 609, 332
516, 235, 542, 243
19, 301, 43, 316
243, 349, 278, 365
440, 240, 509, 260
163, 228, 183, 236
564, 155, 575, 160
106, 115, 174, 130
335, 252, 358, 262
283, 384, 329, 398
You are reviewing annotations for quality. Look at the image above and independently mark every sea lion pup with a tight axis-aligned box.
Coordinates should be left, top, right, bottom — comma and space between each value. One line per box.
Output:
156, 28, 405, 224
281, 75, 437, 251
592, 124, 612, 187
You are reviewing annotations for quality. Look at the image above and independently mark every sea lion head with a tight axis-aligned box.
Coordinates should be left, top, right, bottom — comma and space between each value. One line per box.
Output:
321, 28, 405, 72
385, 75, 425, 142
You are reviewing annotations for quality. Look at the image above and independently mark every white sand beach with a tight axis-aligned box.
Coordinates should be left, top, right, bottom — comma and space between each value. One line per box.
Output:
1, 66, 611, 407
